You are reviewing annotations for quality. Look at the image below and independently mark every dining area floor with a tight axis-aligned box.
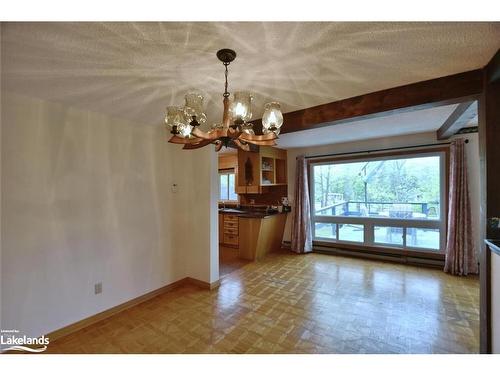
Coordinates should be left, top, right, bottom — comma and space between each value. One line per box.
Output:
45, 251, 479, 354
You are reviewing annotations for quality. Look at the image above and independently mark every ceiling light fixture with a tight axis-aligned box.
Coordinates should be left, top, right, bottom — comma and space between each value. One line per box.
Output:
165, 49, 283, 151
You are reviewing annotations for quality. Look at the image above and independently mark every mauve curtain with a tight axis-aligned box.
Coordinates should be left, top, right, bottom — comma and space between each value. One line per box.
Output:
444, 138, 478, 275
291, 155, 313, 253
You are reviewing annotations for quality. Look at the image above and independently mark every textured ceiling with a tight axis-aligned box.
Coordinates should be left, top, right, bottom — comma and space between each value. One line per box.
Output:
277, 104, 465, 149
1, 22, 499, 128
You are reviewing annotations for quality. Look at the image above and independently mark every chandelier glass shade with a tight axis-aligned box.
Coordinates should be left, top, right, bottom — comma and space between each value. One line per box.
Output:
165, 106, 192, 138
184, 93, 207, 126
262, 102, 284, 135
166, 49, 283, 151
231, 91, 253, 123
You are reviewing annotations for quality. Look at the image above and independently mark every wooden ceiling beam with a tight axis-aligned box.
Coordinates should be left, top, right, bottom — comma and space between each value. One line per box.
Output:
437, 101, 477, 140
256, 69, 483, 135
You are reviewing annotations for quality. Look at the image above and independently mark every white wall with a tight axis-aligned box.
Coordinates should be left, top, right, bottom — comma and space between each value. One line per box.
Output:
283, 131, 482, 258
0, 92, 217, 338
171, 146, 219, 283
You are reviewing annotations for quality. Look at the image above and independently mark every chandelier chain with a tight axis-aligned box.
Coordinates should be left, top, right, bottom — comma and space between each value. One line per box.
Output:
223, 62, 230, 98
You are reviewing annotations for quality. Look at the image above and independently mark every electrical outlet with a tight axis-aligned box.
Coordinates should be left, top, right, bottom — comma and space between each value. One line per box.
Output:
94, 282, 102, 295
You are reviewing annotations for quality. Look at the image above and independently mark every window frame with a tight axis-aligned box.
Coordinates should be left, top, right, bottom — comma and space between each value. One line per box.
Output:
308, 146, 449, 254
218, 169, 238, 202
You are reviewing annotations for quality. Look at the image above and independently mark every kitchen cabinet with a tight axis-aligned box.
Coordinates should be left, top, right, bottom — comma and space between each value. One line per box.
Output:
219, 213, 239, 248
238, 214, 287, 261
218, 213, 224, 244
219, 209, 287, 261
236, 146, 287, 194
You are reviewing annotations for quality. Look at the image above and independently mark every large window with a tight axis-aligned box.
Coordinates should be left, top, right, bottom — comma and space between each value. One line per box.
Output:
311, 151, 446, 252
219, 170, 238, 201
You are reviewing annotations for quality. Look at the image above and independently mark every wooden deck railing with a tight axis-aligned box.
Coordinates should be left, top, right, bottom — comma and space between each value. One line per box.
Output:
315, 200, 439, 218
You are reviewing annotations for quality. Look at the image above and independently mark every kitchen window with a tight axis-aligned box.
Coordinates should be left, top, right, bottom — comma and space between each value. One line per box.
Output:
219, 170, 238, 202
310, 149, 447, 253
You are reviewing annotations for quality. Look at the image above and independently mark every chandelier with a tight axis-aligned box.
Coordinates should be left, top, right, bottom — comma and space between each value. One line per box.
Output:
165, 49, 284, 151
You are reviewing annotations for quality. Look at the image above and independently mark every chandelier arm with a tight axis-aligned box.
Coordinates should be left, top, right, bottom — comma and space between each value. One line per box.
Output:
168, 135, 204, 144
182, 139, 213, 150
238, 138, 277, 146
227, 127, 242, 138
214, 141, 223, 152
191, 127, 220, 140
239, 132, 278, 142
233, 139, 250, 151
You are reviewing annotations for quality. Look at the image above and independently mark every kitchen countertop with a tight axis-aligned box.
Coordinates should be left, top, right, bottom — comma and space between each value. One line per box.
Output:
218, 208, 288, 219
486, 239, 500, 256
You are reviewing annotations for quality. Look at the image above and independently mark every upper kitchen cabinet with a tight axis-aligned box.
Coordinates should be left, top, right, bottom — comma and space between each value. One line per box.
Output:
236, 146, 287, 194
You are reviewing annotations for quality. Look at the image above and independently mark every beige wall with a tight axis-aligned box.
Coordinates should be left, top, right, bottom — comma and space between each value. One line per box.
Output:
0, 92, 217, 337
283, 131, 482, 258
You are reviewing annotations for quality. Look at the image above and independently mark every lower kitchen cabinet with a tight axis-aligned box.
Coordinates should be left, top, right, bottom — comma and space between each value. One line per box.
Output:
219, 213, 239, 248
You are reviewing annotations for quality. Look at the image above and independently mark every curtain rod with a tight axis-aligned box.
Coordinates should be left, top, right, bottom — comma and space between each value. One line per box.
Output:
303, 139, 468, 160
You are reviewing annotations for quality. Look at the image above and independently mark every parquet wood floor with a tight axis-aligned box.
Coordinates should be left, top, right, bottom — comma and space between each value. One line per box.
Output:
219, 246, 251, 277
46, 251, 479, 354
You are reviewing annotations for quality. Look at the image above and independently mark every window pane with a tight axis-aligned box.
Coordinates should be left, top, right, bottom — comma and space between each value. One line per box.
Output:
313, 156, 441, 221
314, 223, 337, 240
338, 224, 364, 242
219, 174, 228, 200
228, 173, 238, 201
374, 226, 403, 246
406, 228, 440, 250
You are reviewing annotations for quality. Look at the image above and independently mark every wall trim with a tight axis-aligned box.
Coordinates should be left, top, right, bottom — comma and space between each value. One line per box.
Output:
47, 276, 219, 342
186, 277, 221, 290
282, 240, 445, 268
